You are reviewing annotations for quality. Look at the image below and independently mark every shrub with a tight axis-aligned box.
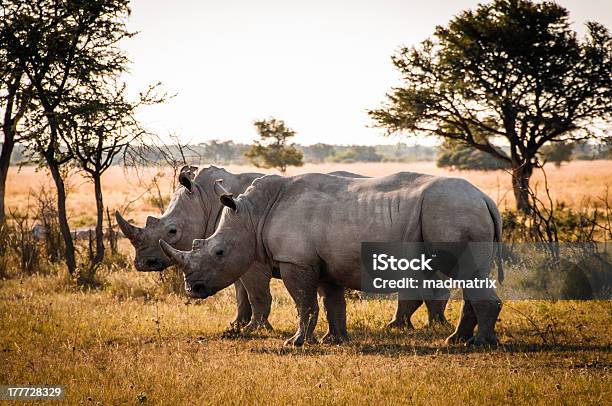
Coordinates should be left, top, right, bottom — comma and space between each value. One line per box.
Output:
156, 267, 186, 296
436, 139, 509, 170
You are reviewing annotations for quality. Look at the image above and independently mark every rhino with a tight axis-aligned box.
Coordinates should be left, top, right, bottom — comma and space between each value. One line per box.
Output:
160, 172, 503, 346
116, 166, 273, 330
117, 166, 448, 331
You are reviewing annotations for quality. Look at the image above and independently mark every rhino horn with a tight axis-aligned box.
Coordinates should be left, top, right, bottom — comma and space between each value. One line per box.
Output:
115, 211, 143, 241
159, 239, 189, 267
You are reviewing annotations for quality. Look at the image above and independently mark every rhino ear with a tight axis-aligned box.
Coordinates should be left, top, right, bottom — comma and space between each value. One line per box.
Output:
220, 194, 237, 212
180, 165, 198, 176
179, 172, 193, 192
146, 216, 160, 227
179, 165, 198, 192
214, 179, 236, 211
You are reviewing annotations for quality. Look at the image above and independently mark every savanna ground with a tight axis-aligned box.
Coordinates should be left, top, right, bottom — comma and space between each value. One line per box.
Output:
1, 160, 611, 405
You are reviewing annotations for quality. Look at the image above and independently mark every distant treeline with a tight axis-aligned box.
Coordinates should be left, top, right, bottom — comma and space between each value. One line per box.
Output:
5, 141, 436, 165
5, 139, 611, 167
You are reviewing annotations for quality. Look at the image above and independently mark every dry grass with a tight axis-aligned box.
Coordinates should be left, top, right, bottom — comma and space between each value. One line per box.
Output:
268, 160, 612, 211
0, 275, 610, 405
5, 160, 612, 227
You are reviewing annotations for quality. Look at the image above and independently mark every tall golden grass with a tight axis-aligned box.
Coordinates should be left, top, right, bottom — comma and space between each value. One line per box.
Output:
5, 160, 612, 227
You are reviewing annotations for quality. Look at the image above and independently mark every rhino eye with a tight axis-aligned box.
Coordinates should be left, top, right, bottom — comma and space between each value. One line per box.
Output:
215, 249, 224, 257
168, 228, 177, 236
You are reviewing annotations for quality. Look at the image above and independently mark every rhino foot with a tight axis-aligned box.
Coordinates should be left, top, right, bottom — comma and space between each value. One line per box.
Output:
386, 319, 415, 330
465, 335, 498, 347
284, 331, 318, 347
444, 332, 473, 345
321, 332, 349, 345
221, 325, 244, 339
243, 320, 273, 332
229, 319, 250, 330
284, 335, 305, 347
426, 316, 451, 328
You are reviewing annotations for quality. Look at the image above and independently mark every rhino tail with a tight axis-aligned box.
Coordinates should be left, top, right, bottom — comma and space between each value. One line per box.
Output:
484, 195, 504, 285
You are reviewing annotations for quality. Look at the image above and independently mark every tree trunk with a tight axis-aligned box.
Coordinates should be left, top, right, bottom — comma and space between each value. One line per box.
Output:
47, 163, 77, 275
92, 173, 105, 265
0, 135, 14, 225
106, 207, 117, 255
511, 162, 533, 214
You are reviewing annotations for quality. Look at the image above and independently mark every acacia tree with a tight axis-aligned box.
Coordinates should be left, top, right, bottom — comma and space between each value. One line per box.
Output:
0, 13, 33, 224
0, 73, 31, 225
369, 0, 612, 212
62, 81, 166, 266
3, 0, 135, 274
245, 118, 303, 174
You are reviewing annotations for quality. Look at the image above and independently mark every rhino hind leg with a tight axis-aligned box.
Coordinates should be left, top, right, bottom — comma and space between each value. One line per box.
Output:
465, 292, 502, 346
230, 280, 252, 328
444, 300, 477, 344
318, 282, 349, 344
281, 263, 319, 347
387, 300, 421, 329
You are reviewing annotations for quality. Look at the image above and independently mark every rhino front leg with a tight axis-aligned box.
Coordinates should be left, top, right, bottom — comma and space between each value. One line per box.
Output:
388, 298, 449, 329
424, 299, 450, 325
423, 278, 450, 326
318, 282, 349, 344
280, 263, 319, 347
240, 265, 273, 331
230, 280, 252, 328
387, 300, 421, 329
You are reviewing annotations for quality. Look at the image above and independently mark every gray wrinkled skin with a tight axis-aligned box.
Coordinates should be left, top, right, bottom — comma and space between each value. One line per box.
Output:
161, 172, 503, 347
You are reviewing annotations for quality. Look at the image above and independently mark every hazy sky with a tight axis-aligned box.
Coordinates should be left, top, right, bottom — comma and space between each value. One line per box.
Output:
123, 0, 612, 146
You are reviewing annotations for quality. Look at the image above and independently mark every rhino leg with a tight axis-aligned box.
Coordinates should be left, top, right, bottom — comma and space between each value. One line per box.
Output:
465, 290, 502, 346
424, 299, 450, 326
424, 282, 450, 326
281, 263, 319, 347
387, 300, 421, 329
318, 282, 349, 344
230, 280, 252, 328
240, 265, 273, 331
445, 300, 477, 344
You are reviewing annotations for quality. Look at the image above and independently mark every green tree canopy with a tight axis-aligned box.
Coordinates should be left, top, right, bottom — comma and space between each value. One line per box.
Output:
245, 118, 303, 174
370, 0, 612, 212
